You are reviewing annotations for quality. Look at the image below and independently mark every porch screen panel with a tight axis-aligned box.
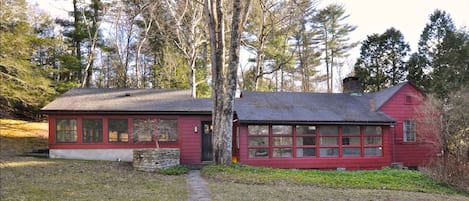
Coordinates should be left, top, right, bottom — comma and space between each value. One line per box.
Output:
364, 126, 383, 156
56, 119, 77, 143
319, 126, 338, 157
272, 125, 292, 157
296, 125, 316, 157
133, 118, 154, 143
157, 119, 178, 142
82, 119, 103, 143
108, 119, 129, 143
248, 125, 269, 158
342, 125, 361, 156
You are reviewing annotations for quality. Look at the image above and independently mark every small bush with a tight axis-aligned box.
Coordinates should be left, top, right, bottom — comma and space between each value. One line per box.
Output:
156, 165, 188, 175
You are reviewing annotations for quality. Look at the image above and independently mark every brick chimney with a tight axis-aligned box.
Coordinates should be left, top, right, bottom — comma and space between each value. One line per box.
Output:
342, 77, 362, 95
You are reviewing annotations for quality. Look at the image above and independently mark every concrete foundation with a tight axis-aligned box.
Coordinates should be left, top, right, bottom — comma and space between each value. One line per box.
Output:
49, 149, 134, 162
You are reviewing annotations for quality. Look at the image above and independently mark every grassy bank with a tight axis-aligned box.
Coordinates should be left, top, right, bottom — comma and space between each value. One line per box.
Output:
0, 119, 48, 157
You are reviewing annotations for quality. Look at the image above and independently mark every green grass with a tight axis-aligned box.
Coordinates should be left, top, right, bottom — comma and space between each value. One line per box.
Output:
201, 164, 460, 195
0, 157, 188, 201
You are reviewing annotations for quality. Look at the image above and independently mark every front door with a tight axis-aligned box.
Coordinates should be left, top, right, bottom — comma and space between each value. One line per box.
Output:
201, 121, 213, 161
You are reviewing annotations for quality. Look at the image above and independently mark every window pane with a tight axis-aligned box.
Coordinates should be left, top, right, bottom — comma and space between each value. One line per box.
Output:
320, 137, 338, 145
320, 148, 338, 157
249, 148, 269, 158
342, 126, 360, 135
297, 148, 316, 157
272, 125, 292, 135
364, 147, 382, 156
296, 137, 316, 146
343, 148, 361, 156
365, 136, 382, 145
320, 126, 338, 135
109, 119, 128, 143
296, 125, 316, 135
133, 119, 153, 142
56, 119, 77, 143
248, 125, 269, 135
157, 119, 178, 142
342, 137, 360, 145
403, 120, 416, 142
365, 126, 382, 135
248, 137, 268, 147
273, 137, 292, 146
273, 148, 292, 157
82, 119, 103, 143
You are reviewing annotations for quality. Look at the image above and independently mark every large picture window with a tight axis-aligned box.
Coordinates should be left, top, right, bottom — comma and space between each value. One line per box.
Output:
157, 119, 178, 142
56, 119, 77, 143
403, 120, 416, 142
108, 119, 129, 143
133, 118, 154, 143
82, 119, 103, 143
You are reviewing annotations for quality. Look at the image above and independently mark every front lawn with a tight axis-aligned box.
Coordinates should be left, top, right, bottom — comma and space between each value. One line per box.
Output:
0, 157, 188, 201
201, 164, 461, 195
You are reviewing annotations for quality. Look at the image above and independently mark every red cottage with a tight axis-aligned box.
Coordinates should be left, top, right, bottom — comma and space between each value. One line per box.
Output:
41, 78, 438, 169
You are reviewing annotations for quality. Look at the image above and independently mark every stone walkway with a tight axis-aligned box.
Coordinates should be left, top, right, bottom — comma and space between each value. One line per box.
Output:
187, 170, 211, 201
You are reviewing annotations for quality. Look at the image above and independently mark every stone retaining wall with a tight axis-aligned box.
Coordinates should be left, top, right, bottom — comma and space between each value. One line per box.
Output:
133, 148, 180, 172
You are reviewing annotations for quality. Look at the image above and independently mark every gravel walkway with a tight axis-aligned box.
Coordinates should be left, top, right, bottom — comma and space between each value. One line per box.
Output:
187, 170, 211, 201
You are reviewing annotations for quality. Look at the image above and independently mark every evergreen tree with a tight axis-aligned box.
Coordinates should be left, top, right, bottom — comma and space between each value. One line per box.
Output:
313, 3, 357, 92
354, 28, 410, 92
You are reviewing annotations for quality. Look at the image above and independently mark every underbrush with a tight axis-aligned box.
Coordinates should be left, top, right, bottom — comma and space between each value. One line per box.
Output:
201, 164, 461, 195
421, 156, 469, 193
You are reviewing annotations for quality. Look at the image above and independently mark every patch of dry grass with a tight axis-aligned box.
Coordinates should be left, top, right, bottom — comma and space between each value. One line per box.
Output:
0, 119, 48, 158
0, 157, 188, 201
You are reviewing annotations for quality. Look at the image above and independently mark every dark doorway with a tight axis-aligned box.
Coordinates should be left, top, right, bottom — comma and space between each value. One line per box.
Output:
201, 121, 213, 161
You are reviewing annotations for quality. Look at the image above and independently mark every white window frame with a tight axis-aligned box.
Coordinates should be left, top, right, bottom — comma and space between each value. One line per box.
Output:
403, 120, 416, 142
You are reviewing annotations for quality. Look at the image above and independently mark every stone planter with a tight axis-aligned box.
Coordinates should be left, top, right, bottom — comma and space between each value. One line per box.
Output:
133, 148, 180, 172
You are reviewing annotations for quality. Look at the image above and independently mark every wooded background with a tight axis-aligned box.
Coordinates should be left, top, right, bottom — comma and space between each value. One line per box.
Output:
1, 0, 468, 120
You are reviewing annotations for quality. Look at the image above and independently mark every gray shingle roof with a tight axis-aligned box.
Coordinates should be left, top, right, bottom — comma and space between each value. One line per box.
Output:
235, 92, 394, 124
41, 88, 211, 114
42, 84, 408, 124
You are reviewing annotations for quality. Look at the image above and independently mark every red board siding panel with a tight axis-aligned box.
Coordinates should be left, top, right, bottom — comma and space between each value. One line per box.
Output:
48, 114, 211, 165
238, 125, 393, 170
379, 83, 438, 167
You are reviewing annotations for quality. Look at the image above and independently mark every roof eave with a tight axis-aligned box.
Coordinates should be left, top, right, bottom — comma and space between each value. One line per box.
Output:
41, 110, 212, 115
238, 120, 396, 125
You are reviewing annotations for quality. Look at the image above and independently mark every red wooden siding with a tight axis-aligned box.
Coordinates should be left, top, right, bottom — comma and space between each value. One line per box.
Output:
48, 114, 211, 164
378, 83, 438, 167
238, 124, 393, 170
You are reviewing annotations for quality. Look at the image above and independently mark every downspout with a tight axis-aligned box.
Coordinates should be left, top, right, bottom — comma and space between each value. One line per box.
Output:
391, 123, 396, 163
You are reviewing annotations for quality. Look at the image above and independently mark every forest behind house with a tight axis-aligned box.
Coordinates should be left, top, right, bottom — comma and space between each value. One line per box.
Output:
1, 0, 468, 120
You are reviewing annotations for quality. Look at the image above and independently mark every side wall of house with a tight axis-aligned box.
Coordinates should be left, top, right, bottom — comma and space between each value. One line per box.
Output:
378, 84, 438, 167
237, 124, 392, 170
47, 114, 211, 163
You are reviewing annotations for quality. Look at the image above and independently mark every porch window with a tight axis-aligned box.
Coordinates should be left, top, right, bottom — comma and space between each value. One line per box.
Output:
157, 119, 178, 142
296, 125, 316, 157
364, 126, 383, 156
56, 119, 77, 143
403, 120, 416, 142
133, 118, 154, 143
82, 119, 103, 143
342, 126, 361, 156
319, 126, 338, 157
272, 125, 292, 157
248, 125, 269, 158
108, 119, 129, 143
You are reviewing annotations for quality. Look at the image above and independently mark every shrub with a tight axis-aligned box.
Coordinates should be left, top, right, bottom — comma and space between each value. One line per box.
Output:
421, 156, 469, 193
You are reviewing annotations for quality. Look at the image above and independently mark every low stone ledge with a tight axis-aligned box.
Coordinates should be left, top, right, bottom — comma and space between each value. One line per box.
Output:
133, 148, 180, 172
